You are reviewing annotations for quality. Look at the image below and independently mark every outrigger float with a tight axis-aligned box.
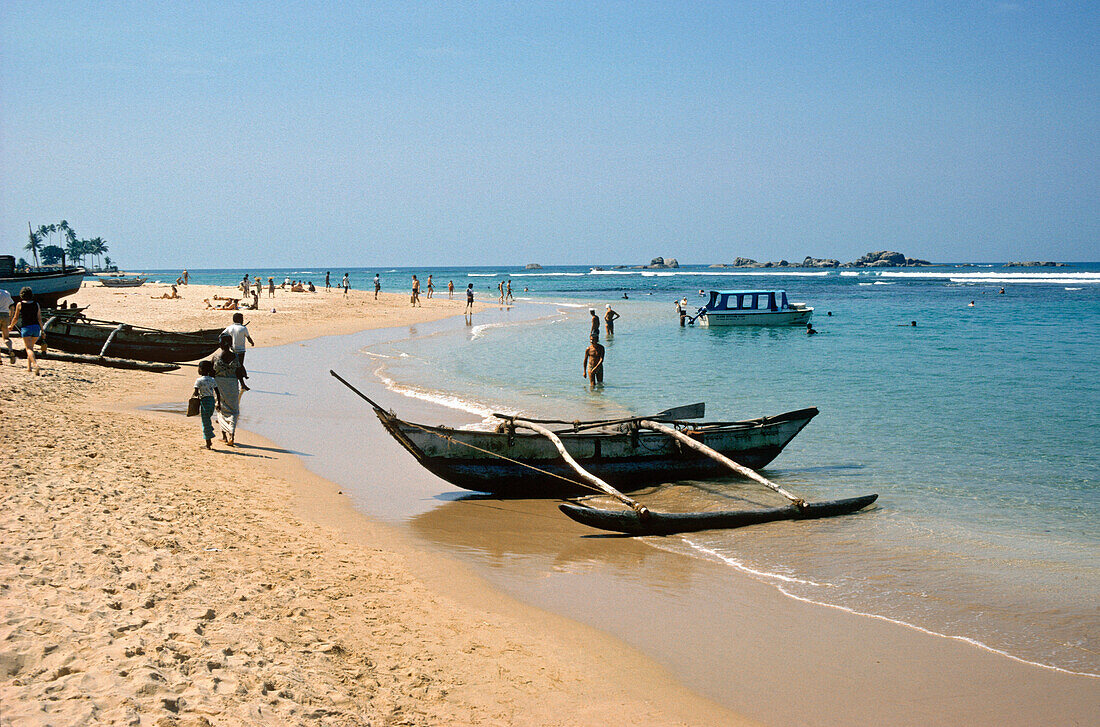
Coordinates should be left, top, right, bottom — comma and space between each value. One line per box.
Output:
331, 371, 878, 535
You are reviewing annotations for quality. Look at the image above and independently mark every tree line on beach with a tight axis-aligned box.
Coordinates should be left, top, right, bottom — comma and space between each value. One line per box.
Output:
22, 221, 112, 270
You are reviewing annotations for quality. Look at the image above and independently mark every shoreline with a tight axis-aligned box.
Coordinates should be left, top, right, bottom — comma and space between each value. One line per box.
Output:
2, 284, 745, 725
232, 307, 1100, 725
5, 283, 1097, 724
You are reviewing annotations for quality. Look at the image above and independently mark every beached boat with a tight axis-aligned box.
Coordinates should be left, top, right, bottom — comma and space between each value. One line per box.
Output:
99, 276, 147, 288
41, 317, 222, 362
696, 290, 812, 326
0, 255, 85, 308
333, 374, 818, 497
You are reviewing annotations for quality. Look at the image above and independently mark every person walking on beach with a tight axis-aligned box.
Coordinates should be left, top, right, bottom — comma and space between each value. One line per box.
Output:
254, 276, 262, 297
268, 277, 275, 297
222, 313, 254, 389
448, 280, 454, 299
506, 280, 514, 302
342, 273, 350, 297
425, 275, 434, 299
497, 280, 505, 304
325, 271, 331, 290
241, 275, 251, 297
210, 335, 246, 446
374, 274, 381, 299
182, 270, 189, 285
583, 334, 605, 386
0, 286, 15, 364
465, 283, 474, 312
604, 304, 620, 336
8, 287, 43, 375
589, 309, 600, 339
193, 359, 221, 449
411, 275, 421, 306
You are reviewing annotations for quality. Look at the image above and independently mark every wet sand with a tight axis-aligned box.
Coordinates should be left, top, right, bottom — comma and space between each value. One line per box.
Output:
242, 314, 1100, 726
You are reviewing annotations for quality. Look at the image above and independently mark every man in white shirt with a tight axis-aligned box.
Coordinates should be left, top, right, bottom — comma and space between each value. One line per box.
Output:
222, 312, 255, 389
0, 288, 13, 363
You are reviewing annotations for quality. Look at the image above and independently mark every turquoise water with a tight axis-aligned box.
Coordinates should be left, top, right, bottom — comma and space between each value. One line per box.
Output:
162, 264, 1100, 674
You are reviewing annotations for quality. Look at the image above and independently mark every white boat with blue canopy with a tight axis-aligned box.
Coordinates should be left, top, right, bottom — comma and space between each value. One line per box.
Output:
697, 290, 812, 326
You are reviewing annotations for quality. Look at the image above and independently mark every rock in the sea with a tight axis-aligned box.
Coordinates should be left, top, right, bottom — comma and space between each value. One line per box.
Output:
843, 250, 931, 267
643, 256, 679, 269
1003, 261, 1067, 267
524, 263, 542, 270
801, 256, 840, 268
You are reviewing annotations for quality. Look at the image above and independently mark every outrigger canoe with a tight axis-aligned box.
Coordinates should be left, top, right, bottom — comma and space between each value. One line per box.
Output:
41, 317, 222, 363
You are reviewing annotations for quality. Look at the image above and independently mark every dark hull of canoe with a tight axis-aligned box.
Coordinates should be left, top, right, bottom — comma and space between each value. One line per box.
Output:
559, 494, 879, 535
0, 269, 86, 307
377, 407, 818, 497
41, 321, 222, 363
99, 277, 147, 287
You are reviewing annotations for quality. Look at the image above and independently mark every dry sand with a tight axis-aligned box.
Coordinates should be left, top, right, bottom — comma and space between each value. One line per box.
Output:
0, 282, 747, 726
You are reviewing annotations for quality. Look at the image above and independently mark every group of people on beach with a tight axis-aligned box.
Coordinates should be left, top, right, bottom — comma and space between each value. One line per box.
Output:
408, 275, 459, 306
582, 305, 620, 387
192, 312, 254, 449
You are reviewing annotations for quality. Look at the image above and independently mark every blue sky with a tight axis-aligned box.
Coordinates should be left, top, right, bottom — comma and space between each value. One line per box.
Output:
2, 1, 1097, 267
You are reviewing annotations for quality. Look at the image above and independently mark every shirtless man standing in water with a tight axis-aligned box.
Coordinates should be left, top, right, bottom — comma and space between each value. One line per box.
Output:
583, 335, 605, 386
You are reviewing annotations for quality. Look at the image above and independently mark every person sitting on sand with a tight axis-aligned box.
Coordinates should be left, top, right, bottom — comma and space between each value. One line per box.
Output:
290, 282, 305, 293
205, 298, 239, 310
193, 359, 221, 449
152, 285, 181, 299
307, 281, 316, 292
583, 334, 605, 386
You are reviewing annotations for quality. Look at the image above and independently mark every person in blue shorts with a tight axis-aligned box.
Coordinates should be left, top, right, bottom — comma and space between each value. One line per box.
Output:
8, 287, 43, 375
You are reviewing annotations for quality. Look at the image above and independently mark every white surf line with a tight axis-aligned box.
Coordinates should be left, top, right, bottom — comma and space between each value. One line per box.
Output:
684, 541, 832, 587
372, 363, 510, 421
686, 540, 1098, 678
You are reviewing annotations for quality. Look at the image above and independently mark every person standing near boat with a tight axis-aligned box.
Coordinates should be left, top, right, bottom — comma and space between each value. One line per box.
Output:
8, 287, 43, 375
583, 334, 605, 386
210, 334, 245, 446
604, 304, 620, 336
675, 300, 686, 327
193, 359, 221, 449
0, 286, 14, 364
222, 313, 254, 390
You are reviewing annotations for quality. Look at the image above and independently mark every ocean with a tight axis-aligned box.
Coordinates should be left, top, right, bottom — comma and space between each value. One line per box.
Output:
150, 263, 1100, 676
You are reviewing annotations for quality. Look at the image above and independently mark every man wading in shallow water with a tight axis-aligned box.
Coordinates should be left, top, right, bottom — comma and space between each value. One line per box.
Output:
583, 334, 605, 386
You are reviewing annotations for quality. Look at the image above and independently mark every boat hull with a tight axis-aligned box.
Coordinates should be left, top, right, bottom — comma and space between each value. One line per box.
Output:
100, 277, 147, 288
41, 320, 222, 362
702, 309, 812, 326
0, 269, 86, 307
380, 408, 818, 497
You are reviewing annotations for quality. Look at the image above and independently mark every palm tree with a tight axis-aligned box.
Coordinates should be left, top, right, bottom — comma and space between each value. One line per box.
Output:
104, 255, 113, 270
25, 224, 42, 267
65, 236, 84, 267
90, 237, 108, 269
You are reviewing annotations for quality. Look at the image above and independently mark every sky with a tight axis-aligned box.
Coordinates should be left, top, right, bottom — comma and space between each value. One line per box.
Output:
1, 1, 1097, 267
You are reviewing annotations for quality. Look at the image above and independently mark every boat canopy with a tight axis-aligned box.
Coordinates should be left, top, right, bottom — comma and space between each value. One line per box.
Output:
705, 290, 790, 312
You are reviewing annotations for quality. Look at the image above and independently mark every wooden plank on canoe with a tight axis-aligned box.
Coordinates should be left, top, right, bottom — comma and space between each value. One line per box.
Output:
559, 494, 878, 535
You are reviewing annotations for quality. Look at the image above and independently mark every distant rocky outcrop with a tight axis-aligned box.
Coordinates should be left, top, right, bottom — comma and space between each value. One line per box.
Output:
802, 256, 840, 268
642, 256, 679, 269
524, 263, 543, 270
842, 250, 931, 267
1003, 261, 1067, 267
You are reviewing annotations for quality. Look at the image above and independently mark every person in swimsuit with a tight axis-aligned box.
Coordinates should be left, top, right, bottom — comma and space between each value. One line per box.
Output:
426, 275, 434, 299
9, 287, 43, 374
448, 280, 454, 299
589, 309, 600, 338
583, 334, 605, 386
604, 304, 620, 336
411, 275, 421, 306
465, 283, 474, 312
325, 271, 331, 290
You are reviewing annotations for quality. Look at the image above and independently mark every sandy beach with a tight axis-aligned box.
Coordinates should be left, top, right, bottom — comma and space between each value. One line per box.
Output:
1, 282, 743, 726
